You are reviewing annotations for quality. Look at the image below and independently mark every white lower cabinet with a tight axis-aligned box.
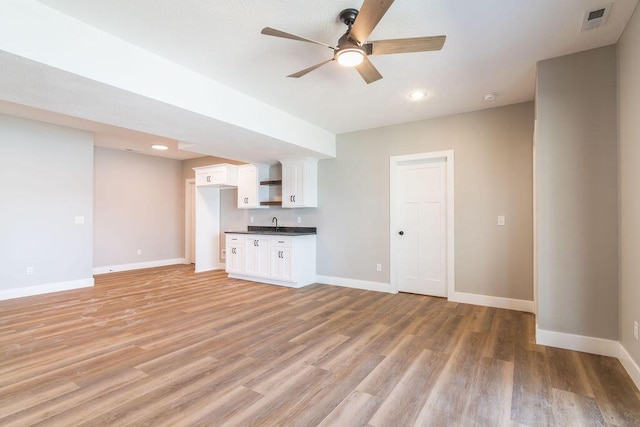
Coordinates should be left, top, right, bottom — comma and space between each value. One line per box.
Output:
225, 233, 316, 288
245, 235, 270, 277
225, 235, 245, 274
270, 239, 294, 282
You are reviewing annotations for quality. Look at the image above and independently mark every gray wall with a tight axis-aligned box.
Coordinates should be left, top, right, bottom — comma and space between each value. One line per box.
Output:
94, 147, 182, 268
0, 114, 93, 291
535, 46, 619, 339
618, 5, 640, 364
220, 102, 534, 301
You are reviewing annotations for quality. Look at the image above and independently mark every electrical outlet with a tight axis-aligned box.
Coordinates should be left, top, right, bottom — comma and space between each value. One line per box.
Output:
74, 215, 85, 224
250, 216, 254, 224
634, 321, 638, 340
297, 216, 302, 224
376, 263, 382, 272
137, 249, 142, 255
221, 249, 226, 259
497, 216, 506, 226
26, 266, 34, 275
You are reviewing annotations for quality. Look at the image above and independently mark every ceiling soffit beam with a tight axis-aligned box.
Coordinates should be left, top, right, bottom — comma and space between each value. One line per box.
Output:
0, 0, 335, 159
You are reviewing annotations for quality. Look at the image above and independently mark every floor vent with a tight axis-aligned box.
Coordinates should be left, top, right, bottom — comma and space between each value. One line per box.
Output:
582, 4, 613, 31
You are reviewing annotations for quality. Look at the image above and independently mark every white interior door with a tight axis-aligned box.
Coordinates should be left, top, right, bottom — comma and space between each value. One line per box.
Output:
395, 159, 447, 296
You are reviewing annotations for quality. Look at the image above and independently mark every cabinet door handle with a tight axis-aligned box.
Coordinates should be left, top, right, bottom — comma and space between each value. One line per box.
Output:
293, 195, 296, 203
206, 176, 211, 182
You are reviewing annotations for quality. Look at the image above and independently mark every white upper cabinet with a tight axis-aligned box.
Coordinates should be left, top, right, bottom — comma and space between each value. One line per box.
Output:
193, 164, 238, 188
237, 164, 269, 209
281, 157, 318, 208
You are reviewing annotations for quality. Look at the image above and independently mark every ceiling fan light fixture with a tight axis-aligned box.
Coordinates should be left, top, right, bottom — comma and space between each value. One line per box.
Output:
336, 48, 365, 67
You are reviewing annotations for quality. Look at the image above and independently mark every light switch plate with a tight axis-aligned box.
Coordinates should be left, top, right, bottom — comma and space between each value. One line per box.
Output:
75, 216, 85, 224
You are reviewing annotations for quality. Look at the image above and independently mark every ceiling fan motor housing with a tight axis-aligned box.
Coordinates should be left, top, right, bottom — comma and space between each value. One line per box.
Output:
339, 8, 359, 28
336, 7, 365, 66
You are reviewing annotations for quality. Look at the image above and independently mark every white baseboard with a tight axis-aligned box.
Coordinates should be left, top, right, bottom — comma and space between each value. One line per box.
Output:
536, 326, 640, 390
315, 275, 396, 294
536, 326, 620, 358
93, 258, 187, 275
449, 291, 534, 313
194, 262, 225, 273
618, 343, 640, 390
0, 278, 94, 301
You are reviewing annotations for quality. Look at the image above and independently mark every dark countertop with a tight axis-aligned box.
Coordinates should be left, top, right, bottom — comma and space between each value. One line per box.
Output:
225, 226, 316, 236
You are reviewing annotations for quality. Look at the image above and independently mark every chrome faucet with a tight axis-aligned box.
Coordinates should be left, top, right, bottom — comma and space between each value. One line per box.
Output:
272, 216, 279, 231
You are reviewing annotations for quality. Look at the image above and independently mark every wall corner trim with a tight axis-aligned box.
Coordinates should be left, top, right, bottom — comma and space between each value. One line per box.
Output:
0, 278, 94, 301
93, 258, 186, 275
619, 343, 640, 390
536, 326, 640, 390
449, 291, 534, 313
536, 326, 620, 357
315, 275, 396, 294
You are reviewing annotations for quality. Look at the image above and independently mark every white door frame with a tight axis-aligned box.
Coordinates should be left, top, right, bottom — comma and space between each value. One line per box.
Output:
390, 150, 455, 297
184, 179, 195, 264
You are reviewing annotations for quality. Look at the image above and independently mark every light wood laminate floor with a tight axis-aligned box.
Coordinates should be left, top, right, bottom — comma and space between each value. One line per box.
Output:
0, 265, 639, 426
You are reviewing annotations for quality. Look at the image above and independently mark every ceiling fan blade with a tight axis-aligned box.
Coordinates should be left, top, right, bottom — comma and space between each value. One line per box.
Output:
355, 56, 383, 84
261, 27, 335, 49
287, 59, 334, 78
350, 0, 395, 44
366, 35, 446, 56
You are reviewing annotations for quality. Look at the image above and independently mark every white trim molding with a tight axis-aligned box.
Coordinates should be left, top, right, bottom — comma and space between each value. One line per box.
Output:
0, 278, 94, 301
536, 326, 620, 358
93, 258, 187, 275
315, 275, 396, 294
194, 262, 225, 274
619, 344, 640, 390
536, 326, 640, 390
449, 291, 534, 313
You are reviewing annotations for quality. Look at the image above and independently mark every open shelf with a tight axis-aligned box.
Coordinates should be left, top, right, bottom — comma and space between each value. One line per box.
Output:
260, 201, 282, 206
260, 180, 282, 186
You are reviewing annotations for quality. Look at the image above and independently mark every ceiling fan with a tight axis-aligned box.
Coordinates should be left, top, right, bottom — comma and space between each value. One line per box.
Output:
261, 0, 446, 84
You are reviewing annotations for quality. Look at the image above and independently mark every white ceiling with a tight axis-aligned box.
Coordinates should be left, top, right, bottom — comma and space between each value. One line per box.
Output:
0, 0, 637, 161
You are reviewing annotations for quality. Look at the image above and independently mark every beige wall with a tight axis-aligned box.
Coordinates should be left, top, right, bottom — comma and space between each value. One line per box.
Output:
94, 147, 183, 268
536, 46, 618, 339
328, 102, 534, 299
618, 4, 640, 364
0, 114, 94, 291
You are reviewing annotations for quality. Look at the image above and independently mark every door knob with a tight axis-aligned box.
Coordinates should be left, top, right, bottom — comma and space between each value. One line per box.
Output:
398, 231, 404, 235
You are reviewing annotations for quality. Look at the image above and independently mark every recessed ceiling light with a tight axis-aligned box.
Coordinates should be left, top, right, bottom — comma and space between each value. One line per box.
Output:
484, 92, 497, 101
408, 90, 428, 101
151, 144, 169, 150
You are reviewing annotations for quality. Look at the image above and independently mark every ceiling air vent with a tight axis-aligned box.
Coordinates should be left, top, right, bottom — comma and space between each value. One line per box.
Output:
582, 4, 613, 31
